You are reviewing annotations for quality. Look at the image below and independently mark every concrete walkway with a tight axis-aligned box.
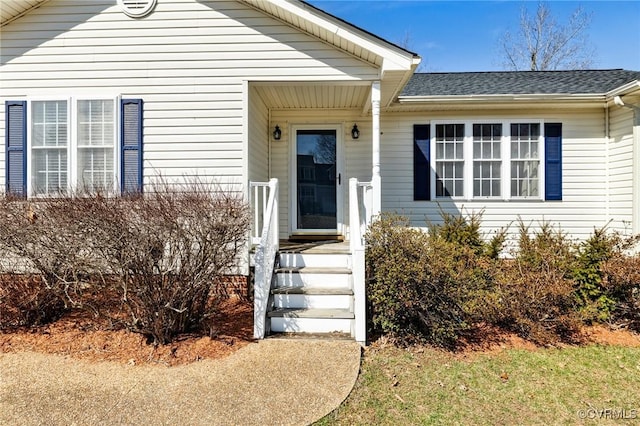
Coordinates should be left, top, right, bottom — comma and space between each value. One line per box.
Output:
0, 339, 361, 426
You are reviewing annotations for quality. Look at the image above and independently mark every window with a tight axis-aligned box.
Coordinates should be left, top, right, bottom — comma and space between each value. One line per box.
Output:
5, 98, 143, 198
77, 100, 115, 191
435, 123, 464, 197
510, 123, 540, 197
31, 100, 69, 195
473, 124, 502, 197
412, 121, 562, 201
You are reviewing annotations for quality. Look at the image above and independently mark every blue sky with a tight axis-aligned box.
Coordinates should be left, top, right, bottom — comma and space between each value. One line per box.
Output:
306, 1, 640, 72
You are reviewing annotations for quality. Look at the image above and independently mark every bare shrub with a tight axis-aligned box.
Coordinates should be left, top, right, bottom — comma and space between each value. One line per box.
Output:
0, 273, 66, 329
494, 221, 581, 344
601, 243, 640, 331
0, 195, 97, 324
89, 181, 251, 344
0, 181, 249, 341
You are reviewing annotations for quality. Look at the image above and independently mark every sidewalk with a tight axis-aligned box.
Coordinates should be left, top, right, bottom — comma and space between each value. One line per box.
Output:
0, 339, 361, 426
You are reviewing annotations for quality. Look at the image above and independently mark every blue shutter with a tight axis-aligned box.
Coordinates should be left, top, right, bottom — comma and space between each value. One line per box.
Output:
5, 101, 27, 198
414, 124, 431, 200
544, 123, 562, 201
120, 99, 143, 193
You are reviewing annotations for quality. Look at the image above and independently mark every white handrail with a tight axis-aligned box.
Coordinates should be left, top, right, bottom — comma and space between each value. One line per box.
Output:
349, 178, 372, 344
251, 178, 279, 339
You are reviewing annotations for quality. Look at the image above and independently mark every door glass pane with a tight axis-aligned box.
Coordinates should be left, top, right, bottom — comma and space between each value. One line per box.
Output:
297, 130, 337, 230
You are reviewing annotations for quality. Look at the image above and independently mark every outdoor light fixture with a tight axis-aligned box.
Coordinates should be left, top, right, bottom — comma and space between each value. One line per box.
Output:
273, 125, 282, 140
351, 124, 360, 139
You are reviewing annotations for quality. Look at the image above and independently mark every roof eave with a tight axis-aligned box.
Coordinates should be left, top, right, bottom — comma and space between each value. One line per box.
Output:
606, 80, 640, 98
1, 0, 51, 27
398, 93, 607, 103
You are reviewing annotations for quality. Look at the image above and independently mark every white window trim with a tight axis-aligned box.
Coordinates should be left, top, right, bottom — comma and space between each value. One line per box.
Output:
430, 119, 545, 201
26, 95, 120, 197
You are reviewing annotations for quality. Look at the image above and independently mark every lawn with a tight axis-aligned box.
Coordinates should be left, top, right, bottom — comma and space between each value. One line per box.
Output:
316, 341, 640, 425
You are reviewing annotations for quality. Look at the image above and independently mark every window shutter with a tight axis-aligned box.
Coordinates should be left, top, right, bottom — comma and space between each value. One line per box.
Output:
120, 99, 143, 193
5, 101, 27, 198
544, 123, 562, 201
413, 124, 431, 200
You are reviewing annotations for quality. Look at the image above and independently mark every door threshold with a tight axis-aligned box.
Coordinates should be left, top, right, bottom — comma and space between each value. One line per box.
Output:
288, 235, 344, 242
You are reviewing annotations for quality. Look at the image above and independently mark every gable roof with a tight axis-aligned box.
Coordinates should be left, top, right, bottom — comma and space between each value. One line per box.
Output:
401, 69, 640, 97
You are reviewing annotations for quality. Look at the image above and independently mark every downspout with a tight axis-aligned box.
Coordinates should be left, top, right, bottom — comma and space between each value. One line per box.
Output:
605, 103, 610, 223
634, 109, 640, 235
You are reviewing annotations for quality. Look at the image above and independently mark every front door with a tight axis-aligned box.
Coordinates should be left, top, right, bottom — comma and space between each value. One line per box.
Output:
291, 126, 342, 235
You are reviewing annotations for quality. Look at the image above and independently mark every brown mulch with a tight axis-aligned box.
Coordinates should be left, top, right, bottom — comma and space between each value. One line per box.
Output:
0, 297, 253, 366
367, 323, 640, 361
450, 323, 640, 359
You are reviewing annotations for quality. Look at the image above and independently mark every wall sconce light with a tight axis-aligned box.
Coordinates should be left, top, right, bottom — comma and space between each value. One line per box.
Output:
273, 125, 282, 140
351, 124, 360, 140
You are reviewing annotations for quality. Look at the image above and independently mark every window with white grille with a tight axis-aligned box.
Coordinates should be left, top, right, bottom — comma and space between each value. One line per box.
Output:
29, 98, 117, 196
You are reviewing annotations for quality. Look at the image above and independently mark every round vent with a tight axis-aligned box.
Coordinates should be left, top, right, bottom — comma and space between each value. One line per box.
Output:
118, 0, 157, 18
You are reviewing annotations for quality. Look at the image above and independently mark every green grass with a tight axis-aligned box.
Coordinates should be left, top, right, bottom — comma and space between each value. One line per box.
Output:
315, 344, 640, 425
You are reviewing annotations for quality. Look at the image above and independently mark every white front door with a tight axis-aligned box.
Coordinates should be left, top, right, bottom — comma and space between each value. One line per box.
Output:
290, 125, 343, 235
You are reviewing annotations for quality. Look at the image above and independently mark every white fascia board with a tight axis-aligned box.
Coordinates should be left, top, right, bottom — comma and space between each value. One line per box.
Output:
606, 80, 640, 98
398, 93, 607, 103
260, 0, 417, 71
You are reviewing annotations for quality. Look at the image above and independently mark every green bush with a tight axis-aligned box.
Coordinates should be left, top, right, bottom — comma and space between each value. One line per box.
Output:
366, 212, 501, 348
572, 228, 618, 322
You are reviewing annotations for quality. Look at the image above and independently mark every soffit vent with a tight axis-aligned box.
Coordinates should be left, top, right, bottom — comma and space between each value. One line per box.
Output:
118, 0, 157, 18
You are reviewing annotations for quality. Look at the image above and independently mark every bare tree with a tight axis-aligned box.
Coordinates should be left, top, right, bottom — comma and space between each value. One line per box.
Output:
498, 2, 595, 71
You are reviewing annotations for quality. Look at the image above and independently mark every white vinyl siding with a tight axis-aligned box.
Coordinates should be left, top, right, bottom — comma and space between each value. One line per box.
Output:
0, 0, 379, 192
247, 85, 269, 184
608, 106, 636, 234
381, 109, 609, 242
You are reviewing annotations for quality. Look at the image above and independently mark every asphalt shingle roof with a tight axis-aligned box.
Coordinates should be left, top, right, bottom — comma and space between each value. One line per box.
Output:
401, 69, 640, 97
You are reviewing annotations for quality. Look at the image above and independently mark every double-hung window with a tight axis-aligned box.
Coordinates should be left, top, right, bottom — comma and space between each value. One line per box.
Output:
30, 99, 117, 195
30, 100, 70, 195
413, 120, 561, 201
77, 100, 116, 192
5, 98, 143, 198
510, 123, 540, 197
434, 123, 464, 197
473, 123, 502, 198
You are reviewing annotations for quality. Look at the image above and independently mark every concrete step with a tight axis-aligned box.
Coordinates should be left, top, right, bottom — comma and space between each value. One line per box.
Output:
272, 287, 353, 309
275, 268, 352, 288
271, 287, 353, 295
279, 253, 351, 269
268, 308, 354, 334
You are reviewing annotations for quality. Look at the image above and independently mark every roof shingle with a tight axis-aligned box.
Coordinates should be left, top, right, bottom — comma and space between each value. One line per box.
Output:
401, 69, 640, 97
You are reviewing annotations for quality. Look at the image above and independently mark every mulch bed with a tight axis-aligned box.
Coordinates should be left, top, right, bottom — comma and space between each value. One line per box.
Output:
0, 297, 253, 366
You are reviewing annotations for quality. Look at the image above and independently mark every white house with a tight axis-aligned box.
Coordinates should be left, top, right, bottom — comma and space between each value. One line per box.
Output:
2, 0, 639, 342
